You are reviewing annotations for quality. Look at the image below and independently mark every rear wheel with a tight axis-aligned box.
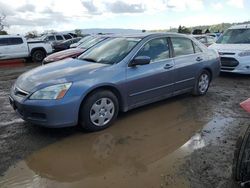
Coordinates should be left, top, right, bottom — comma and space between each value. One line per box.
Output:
79, 90, 119, 132
32, 50, 46, 62
192, 70, 211, 96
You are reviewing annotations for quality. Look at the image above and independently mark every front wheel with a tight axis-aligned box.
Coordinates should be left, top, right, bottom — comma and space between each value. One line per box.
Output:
79, 90, 119, 132
192, 70, 211, 96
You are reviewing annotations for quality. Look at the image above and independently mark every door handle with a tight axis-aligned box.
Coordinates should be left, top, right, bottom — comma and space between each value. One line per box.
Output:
164, 64, 173, 69
196, 57, 203, 61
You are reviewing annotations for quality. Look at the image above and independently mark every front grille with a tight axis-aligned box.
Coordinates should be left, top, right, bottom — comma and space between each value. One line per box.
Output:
14, 87, 29, 97
220, 57, 239, 71
219, 52, 236, 56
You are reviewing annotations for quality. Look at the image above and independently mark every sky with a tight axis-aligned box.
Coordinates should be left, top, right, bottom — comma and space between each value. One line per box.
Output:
0, 0, 249, 34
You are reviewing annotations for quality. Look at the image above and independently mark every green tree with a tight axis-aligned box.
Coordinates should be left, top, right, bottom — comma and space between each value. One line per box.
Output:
75, 29, 83, 37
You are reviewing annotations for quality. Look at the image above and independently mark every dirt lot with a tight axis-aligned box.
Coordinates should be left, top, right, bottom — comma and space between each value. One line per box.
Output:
0, 63, 249, 188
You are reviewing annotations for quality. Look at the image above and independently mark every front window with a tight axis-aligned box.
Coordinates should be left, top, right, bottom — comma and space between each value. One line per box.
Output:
79, 37, 141, 65
135, 38, 170, 63
78, 37, 106, 49
216, 29, 250, 44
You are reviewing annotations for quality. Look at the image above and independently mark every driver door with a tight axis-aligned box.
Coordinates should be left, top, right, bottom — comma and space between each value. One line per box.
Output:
126, 37, 175, 108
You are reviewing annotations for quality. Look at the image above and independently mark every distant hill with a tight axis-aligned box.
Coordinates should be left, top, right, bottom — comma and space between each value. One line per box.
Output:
61, 28, 142, 35
152, 20, 250, 33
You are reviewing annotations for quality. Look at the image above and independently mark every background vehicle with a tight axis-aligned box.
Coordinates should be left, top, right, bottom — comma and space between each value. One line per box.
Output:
209, 24, 250, 74
43, 35, 109, 64
10, 33, 220, 131
0, 35, 53, 62
53, 37, 82, 52
193, 35, 216, 46
70, 35, 92, 48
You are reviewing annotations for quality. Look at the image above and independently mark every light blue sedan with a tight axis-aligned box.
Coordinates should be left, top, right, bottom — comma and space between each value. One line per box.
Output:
9, 33, 220, 131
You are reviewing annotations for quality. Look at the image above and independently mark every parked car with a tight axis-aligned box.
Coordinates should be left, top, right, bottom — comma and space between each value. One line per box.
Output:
70, 35, 91, 48
39, 33, 73, 44
53, 37, 82, 52
0, 35, 53, 62
9, 33, 220, 131
43, 35, 109, 64
209, 24, 250, 74
193, 35, 216, 46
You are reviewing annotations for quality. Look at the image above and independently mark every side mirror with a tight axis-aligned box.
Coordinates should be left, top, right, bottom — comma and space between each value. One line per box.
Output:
129, 56, 151, 67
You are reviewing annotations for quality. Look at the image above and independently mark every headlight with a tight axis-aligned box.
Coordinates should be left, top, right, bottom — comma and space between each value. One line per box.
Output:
238, 51, 250, 57
30, 83, 72, 100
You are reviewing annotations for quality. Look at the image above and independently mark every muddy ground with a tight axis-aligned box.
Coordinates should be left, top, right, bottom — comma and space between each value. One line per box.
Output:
0, 63, 249, 188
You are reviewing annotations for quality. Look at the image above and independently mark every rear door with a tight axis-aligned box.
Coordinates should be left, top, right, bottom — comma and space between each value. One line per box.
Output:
8, 37, 28, 58
170, 37, 205, 93
126, 37, 175, 108
0, 37, 28, 59
0, 38, 9, 59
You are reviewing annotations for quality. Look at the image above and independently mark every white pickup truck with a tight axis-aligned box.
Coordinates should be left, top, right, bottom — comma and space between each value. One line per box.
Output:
0, 35, 53, 62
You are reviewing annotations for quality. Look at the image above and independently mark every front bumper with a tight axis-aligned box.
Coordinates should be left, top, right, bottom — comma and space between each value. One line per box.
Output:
220, 56, 250, 74
9, 91, 80, 128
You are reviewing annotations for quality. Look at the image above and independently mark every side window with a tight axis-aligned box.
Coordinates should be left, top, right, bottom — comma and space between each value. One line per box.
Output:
0, 38, 9, 46
136, 38, 170, 63
9, 38, 23, 45
193, 42, 202, 53
63, 34, 72, 40
56, 35, 64, 40
207, 36, 215, 43
48, 36, 55, 41
171, 37, 194, 57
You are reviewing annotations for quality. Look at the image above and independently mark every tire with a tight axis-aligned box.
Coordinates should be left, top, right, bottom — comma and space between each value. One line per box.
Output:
79, 90, 119, 132
192, 70, 211, 96
32, 50, 46, 63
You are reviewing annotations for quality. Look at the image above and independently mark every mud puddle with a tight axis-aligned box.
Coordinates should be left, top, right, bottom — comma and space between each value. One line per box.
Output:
0, 99, 206, 188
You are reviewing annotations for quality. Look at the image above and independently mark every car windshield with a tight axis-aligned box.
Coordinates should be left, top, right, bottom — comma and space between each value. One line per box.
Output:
78, 37, 106, 49
216, 28, 250, 44
78, 37, 141, 65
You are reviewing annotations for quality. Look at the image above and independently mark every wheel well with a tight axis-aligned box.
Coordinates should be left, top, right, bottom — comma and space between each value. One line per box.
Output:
204, 68, 213, 81
80, 86, 124, 112
31, 48, 46, 56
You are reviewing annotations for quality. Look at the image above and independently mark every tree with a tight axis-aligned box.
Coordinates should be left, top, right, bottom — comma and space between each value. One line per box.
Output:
0, 13, 8, 34
75, 29, 83, 37
25, 30, 38, 39
178, 25, 191, 34
0, 30, 7, 35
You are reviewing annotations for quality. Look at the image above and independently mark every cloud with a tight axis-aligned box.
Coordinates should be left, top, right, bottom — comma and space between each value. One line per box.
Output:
16, 4, 36, 12
105, 1, 145, 13
81, 1, 101, 14
227, 0, 244, 8
0, 2, 15, 16
211, 2, 223, 10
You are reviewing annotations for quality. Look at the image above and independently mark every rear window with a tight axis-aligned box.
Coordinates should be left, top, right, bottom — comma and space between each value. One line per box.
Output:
63, 35, 72, 40
56, 35, 64, 40
9, 38, 23, 45
0, 37, 23, 46
171, 37, 194, 57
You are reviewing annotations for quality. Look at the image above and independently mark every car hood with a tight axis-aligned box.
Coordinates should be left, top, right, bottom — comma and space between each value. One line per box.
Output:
209, 43, 250, 53
45, 48, 85, 62
16, 58, 109, 92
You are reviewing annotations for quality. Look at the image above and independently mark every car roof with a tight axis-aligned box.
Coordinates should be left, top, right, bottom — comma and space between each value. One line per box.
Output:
0, 35, 23, 38
229, 24, 250, 29
108, 32, 191, 39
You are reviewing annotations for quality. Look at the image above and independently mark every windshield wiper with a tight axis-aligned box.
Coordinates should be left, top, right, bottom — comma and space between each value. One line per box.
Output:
81, 58, 97, 63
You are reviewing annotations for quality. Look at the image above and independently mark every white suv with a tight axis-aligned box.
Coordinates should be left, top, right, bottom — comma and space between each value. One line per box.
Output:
209, 24, 250, 74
